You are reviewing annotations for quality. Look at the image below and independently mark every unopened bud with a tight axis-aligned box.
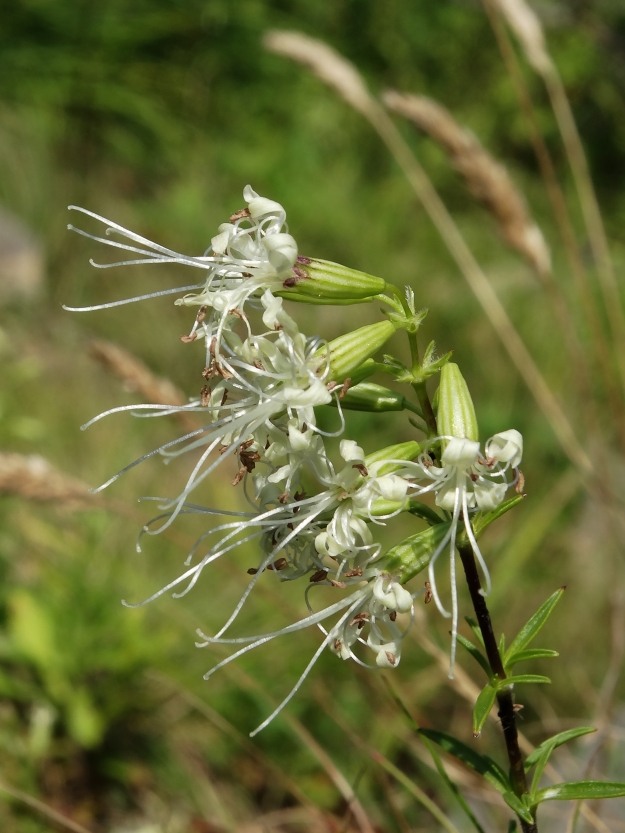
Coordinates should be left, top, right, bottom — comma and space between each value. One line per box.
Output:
278, 257, 387, 304
330, 382, 407, 413
318, 320, 395, 383
436, 363, 478, 441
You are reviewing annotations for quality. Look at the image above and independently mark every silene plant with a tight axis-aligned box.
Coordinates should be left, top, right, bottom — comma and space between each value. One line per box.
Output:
67, 186, 625, 832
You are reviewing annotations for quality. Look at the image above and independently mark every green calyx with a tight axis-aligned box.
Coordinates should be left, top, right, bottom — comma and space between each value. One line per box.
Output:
436, 362, 479, 441
318, 320, 396, 383
277, 257, 387, 304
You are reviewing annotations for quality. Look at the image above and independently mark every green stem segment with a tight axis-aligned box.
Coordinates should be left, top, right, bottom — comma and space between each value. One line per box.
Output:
457, 544, 537, 833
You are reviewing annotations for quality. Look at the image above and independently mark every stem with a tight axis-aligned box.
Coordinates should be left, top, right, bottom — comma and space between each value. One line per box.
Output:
457, 543, 537, 833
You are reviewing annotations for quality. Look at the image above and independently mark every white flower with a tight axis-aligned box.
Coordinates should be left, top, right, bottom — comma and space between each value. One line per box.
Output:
409, 431, 523, 676
196, 567, 418, 736
64, 185, 298, 335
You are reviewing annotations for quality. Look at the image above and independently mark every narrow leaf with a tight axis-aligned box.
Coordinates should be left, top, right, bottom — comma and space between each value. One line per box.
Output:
499, 675, 551, 690
502, 791, 534, 824
524, 727, 596, 772
469, 494, 525, 539
535, 781, 625, 803
419, 729, 509, 793
465, 616, 485, 648
499, 633, 506, 656
456, 634, 492, 679
505, 588, 565, 660
505, 648, 559, 670
473, 685, 497, 737
530, 737, 558, 797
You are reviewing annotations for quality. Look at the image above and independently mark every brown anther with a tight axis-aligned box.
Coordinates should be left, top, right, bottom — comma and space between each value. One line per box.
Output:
200, 385, 210, 407
301, 423, 307, 432
282, 276, 298, 288
424, 581, 433, 605
385, 651, 397, 666
217, 363, 233, 380
229, 207, 251, 223
180, 332, 197, 343
196, 305, 207, 323
352, 463, 368, 477
389, 610, 397, 622
231, 467, 246, 486
326, 381, 339, 392
339, 378, 351, 399
221, 389, 228, 406
333, 639, 342, 652
337, 491, 349, 501
292, 265, 310, 279
310, 570, 328, 583
247, 567, 259, 575
422, 456, 433, 468
239, 449, 260, 473
240, 439, 255, 450
228, 308, 244, 319
202, 364, 215, 380
343, 568, 363, 578
349, 612, 369, 627
286, 523, 294, 530
515, 470, 525, 494
266, 557, 287, 571
469, 472, 479, 482
513, 703, 524, 712
209, 337, 217, 357
253, 360, 265, 370
277, 492, 289, 504
219, 445, 229, 455
330, 579, 346, 589
294, 490, 307, 502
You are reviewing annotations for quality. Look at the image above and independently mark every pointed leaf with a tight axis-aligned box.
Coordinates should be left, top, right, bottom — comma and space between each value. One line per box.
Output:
505, 649, 559, 670
469, 495, 525, 540
505, 588, 564, 661
498, 675, 551, 690
499, 633, 506, 656
524, 727, 596, 772
418, 729, 509, 793
534, 781, 625, 803
502, 791, 534, 824
465, 617, 485, 648
473, 685, 497, 737
457, 634, 492, 679
530, 736, 559, 797
407, 499, 445, 526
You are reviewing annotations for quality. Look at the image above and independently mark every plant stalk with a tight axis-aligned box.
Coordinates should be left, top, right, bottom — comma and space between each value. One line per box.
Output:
458, 543, 537, 833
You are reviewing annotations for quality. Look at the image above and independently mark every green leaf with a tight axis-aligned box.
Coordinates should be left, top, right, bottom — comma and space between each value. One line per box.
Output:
466, 495, 525, 541
524, 727, 596, 772
505, 648, 559, 670
503, 791, 534, 824
534, 781, 625, 803
407, 499, 445, 526
499, 633, 506, 656
418, 729, 509, 794
465, 617, 485, 648
473, 685, 497, 737
498, 675, 551, 690
507, 822, 518, 833
457, 634, 492, 678
504, 588, 565, 661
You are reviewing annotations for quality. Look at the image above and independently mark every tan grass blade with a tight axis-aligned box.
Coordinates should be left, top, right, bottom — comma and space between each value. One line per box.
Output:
264, 29, 593, 477
90, 339, 198, 432
492, 0, 625, 396
383, 90, 551, 277
0, 452, 93, 506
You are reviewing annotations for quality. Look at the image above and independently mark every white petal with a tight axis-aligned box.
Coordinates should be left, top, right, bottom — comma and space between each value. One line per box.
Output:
474, 479, 507, 510
486, 429, 523, 468
263, 233, 298, 275
441, 437, 480, 468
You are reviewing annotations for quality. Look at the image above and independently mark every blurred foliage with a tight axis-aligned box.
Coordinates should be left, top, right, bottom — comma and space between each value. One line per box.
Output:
1, 0, 625, 830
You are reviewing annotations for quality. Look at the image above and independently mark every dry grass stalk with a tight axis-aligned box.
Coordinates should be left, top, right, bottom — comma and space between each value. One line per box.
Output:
493, 0, 552, 73
263, 30, 372, 116
384, 90, 551, 276
90, 339, 197, 432
0, 452, 93, 506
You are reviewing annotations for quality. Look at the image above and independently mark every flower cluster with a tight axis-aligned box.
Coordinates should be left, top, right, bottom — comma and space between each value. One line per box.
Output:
69, 185, 523, 732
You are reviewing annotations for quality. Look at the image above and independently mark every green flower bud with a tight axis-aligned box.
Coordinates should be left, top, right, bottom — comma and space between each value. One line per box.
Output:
330, 382, 407, 413
277, 257, 387, 304
365, 441, 421, 471
436, 362, 478, 441
382, 523, 452, 584
319, 320, 396, 383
